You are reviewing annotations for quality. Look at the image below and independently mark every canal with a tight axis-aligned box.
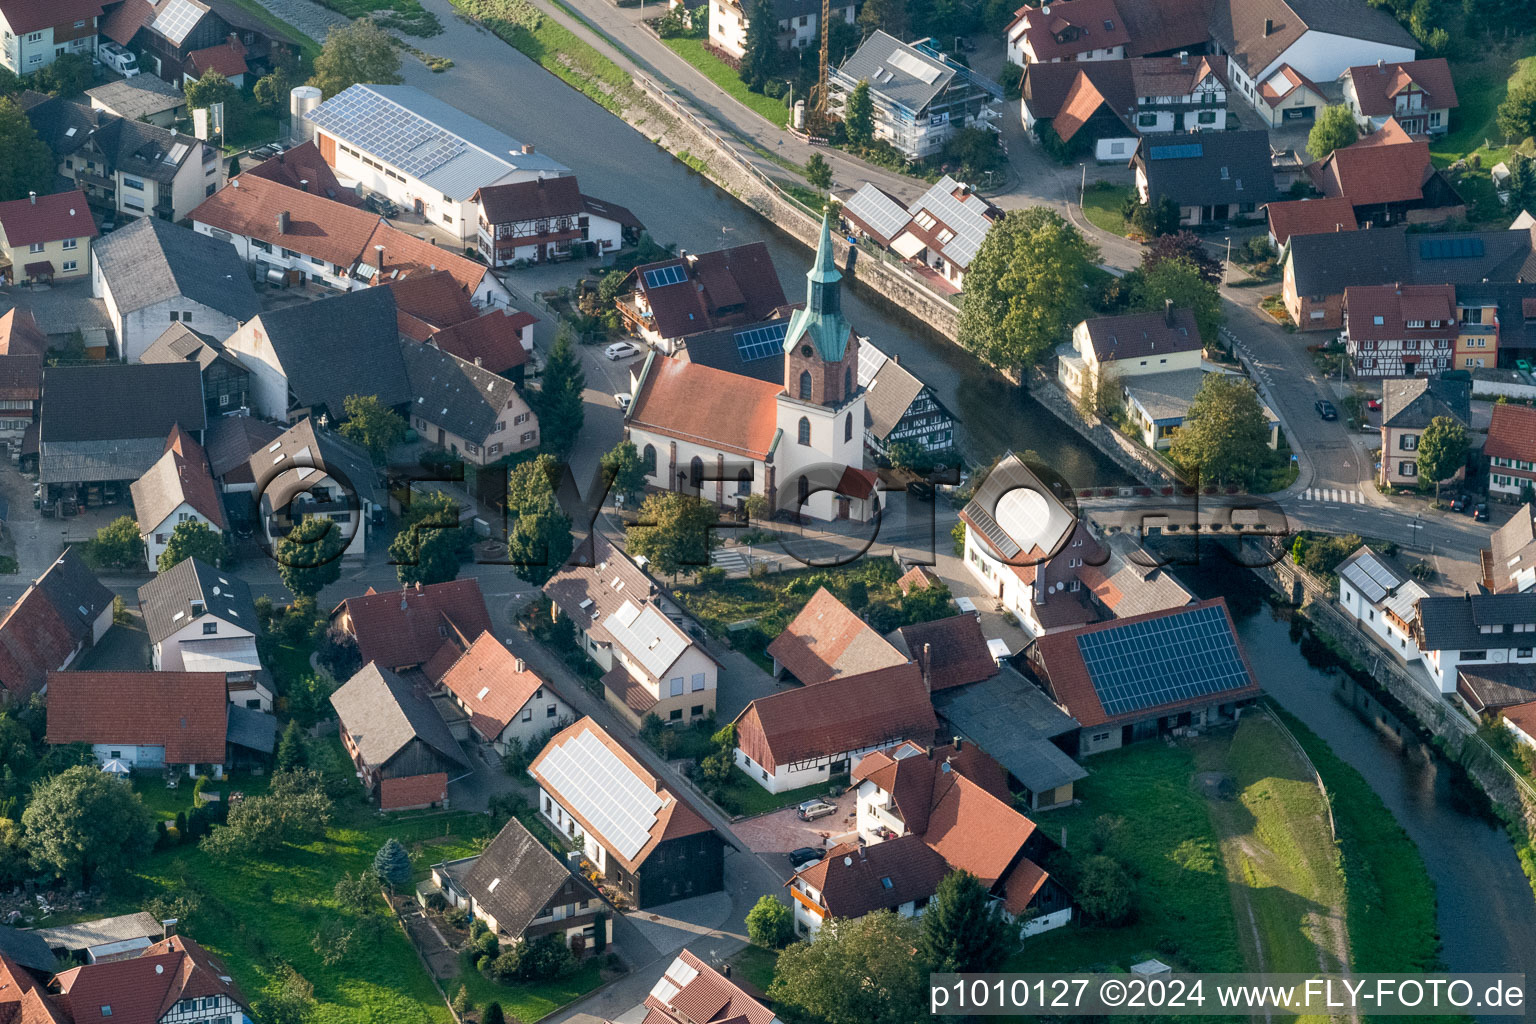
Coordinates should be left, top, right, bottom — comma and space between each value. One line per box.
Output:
1186, 565, 1536, 997
400, 30, 1128, 487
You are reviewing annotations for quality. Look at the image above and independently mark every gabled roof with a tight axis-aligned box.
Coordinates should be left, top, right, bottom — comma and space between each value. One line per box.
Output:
643, 949, 781, 1024
193, 173, 380, 268
1343, 59, 1458, 117
674, 316, 795, 385
248, 287, 409, 415
860, 340, 933, 442
385, 269, 480, 338
249, 416, 383, 511
0, 548, 112, 702
0, 0, 104, 35
0, 953, 68, 1024
628, 242, 786, 341
0, 309, 47, 357
1257, 63, 1324, 105
130, 426, 225, 535
139, 322, 248, 377
1416, 592, 1536, 651
304, 84, 569, 201
733, 662, 937, 773
460, 817, 601, 939
333, 579, 493, 678
767, 587, 906, 685
329, 661, 469, 769
1006, 0, 1129, 60
528, 717, 716, 872
897, 176, 999, 270
0, 351, 41, 404
425, 310, 533, 376
1488, 503, 1536, 593
1028, 598, 1259, 728
627, 355, 783, 461
933, 666, 1088, 793
185, 35, 248, 79
853, 739, 1010, 835
1134, 130, 1279, 208
1485, 402, 1536, 464
40, 362, 205, 444
473, 176, 582, 222
1380, 374, 1469, 429
25, 99, 211, 185
835, 30, 958, 114
842, 183, 910, 248
239, 140, 365, 207
400, 340, 526, 444
1265, 196, 1357, 246
792, 836, 949, 917
893, 613, 997, 691
1075, 532, 1195, 619
1501, 699, 1536, 740
201, 413, 282, 482
1117, 0, 1206, 56
1207, 0, 1416, 78
53, 934, 248, 1024
439, 632, 558, 742
137, 556, 255, 644
0, 191, 96, 249
1344, 283, 1456, 341
46, 671, 228, 762
1309, 119, 1438, 207
1080, 308, 1201, 363
0, 929, 58, 976
958, 453, 1075, 562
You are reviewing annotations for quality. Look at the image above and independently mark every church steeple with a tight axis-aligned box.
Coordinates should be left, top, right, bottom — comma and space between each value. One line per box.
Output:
807, 210, 841, 319
783, 209, 858, 407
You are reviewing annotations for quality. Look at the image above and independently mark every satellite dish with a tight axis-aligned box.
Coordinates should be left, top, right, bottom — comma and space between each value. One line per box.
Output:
843, 857, 853, 867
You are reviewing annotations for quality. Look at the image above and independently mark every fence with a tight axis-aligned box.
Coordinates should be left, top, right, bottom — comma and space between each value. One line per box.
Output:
1257, 702, 1337, 843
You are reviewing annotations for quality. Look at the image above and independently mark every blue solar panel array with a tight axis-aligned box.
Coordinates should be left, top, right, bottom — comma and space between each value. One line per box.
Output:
1149, 143, 1203, 161
643, 264, 687, 289
1419, 236, 1485, 260
1075, 604, 1252, 718
735, 322, 789, 362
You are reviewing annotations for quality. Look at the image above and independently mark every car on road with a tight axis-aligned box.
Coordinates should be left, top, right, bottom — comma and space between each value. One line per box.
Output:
906, 480, 935, 501
1475, 502, 1489, 522
788, 846, 823, 868
1315, 400, 1338, 421
614, 392, 631, 411
1451, 494, 1470, 513
797, 799, 837, 821
97, 41, 140, 77
604, 341, 640, 360
1366, 399, 1381, 411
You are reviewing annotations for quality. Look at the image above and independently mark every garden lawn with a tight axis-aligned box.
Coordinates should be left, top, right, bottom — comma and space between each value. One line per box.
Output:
726, 944, 778, 993
662, 37, 789, 127
1080, 181, 1133, 237
1432, 46, 1536, 166
455, 951, 604, 1022
717, 767, 845, 817
1009, 740, 1241, 975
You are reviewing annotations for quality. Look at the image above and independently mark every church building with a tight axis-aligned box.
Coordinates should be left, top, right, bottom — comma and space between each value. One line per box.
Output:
623, 213, 878, 522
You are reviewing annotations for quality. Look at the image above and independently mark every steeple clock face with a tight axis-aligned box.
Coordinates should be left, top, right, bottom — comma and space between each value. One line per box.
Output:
801, 345, 813, 358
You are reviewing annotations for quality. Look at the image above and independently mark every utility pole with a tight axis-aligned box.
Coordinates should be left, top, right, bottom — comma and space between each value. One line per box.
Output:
1079, 162, 1086, 208
1223, 235, 1232, 287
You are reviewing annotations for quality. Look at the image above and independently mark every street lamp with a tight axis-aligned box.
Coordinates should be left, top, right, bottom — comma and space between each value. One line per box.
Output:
1414, 513, 1421, 549
1223, 236, 1231, 287
1079, 163, 1086, 208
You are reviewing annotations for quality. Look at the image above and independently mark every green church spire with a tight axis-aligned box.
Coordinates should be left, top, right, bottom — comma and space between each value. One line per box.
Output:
785, 209, 851, 361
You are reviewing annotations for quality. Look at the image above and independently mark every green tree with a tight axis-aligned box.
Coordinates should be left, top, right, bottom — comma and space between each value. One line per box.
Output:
626, 492, 719, 579
157, 520, 225, 572
483, 1005, 505, 1024
857, 0, 907, 40
919, 870, 1013, 973
1132, 257, 1224, 349
1416, 415, 1470, 501
276, 720, 309, 772
1167, 374, 1272, 488
506, 457, 573, 587
91, 515, 145, 569
1126, 194, 1180, 238
1505, 153, 1536, 213
0, 98, 55, 203
390, 491, 470, 587
600, 440, 649, 504
1307, 104, 1359, 161
37, 53, 93, 97
738, 0, 778, 92
745, 895, 794, 949
532, 327, 586, 457
308, 19, 402, 98
184, 69, 238, 135
768, 911, 927, 1024
275, 515, 346, 598
957, 207, 1099, 375
804, 152, 833, 191
374, 837, 413, 888
22, 766, 155, 887
201, 769, 332, 858
1076, 854, 1134, 924
843, 81, 874, 149
339, 393, 407, 464
255, 964, 315, 1024
1497, 79, 1536, 142
333, 870, 377, 914
253, 67, 290, 112
1142, 230, 1221, 284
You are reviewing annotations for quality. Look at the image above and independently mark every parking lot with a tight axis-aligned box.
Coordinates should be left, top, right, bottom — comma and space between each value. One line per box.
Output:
732, 789, 859, 875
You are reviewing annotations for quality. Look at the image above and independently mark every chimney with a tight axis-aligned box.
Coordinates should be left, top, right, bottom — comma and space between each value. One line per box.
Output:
162, 919, 178, 937
1178, 50, 1187, 65
474, 356, 482, 366
27, 191, 35, 205
414, 581, 422, 591
1263, 17, 1273, 34
952, 736, 963, 752
521, 143, 535, 155
1164, 297, 1174, 327
1377, 58, 1385, 71
300, 178, 309, 192
375, 243, 385, 271
276, 211, 289, 234
722, 964, 732, 978
891, 353, 900, 365
278, 150, 285, 164
515, 657, 525, 672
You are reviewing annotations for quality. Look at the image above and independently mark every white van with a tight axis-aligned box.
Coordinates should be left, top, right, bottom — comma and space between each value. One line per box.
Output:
97, 41, 141, 77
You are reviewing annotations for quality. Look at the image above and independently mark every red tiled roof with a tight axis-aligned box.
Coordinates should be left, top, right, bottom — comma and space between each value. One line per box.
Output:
1257, 63, 1323, 104
0, 953, 68, 1024
332, 580, 493, 678
0, 191, 96, 249
793, 836, 949, 917
1081, 309, 1202, 363
1344, 59, 1458, 118
528, 716, 715, 873
130, 424, 226, 534
0, 309, 47, 357
835, 465, 877, 500
1485, 403, 1536, 463
629, 242, 786, 341
379, 772, 448, 810
897, 613, 997, 691
385, 270, 479, 338
1265, 196, 1357, 246
643, 950, 777, 1024
186, 36, 247, 79
0, 0, 104, 36
1343, 284, 1456, 343
1502, 700, 1536, 741
54, 935, 247, 1024
0, 354, 42, 403
0, 548, 111, 702
242, 141, 364, 208
45, 671, 227, 763
439, 631, 553, 742
1007, 0, 1129, 61
427, 310, 530, 375
922, 769, 1035, 886
627, 356, 783, 461
603, 664, 658, 716
853, 739, 1010, 834
734, 662, 937, 773
100, 0, 153, 44
363, 220, 490, 297
193, 174, 380, 267
766, 586, 906, 685
474, 176, 584, 224
897, 565, 939, 595
1308, 120, 1433, 207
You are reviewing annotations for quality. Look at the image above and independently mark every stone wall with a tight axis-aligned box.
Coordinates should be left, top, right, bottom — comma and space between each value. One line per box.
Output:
1028, 370, 1174, 488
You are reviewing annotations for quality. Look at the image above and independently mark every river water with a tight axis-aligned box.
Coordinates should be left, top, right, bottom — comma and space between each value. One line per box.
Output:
1185, 567, 1536, 995
403, 41, 1127, 487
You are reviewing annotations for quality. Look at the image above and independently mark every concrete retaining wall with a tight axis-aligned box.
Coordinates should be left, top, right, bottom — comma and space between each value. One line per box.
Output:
1028, 370, 1174, 488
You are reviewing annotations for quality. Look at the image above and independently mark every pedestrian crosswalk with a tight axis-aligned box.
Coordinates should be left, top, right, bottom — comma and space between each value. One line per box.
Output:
1301, 487, 1364, 504
710, 548, 754, 575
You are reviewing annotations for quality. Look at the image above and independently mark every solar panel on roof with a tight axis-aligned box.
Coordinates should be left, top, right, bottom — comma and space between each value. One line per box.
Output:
845, 185, 911, 242
643, 264, 687, 289
1149, 143, 1203, 160
1419, 236, 1485, 260
1075, 604, 1252, 719
152, 0, 205, 46
539, 727, 664, 861
1339, 560, 1387, 604
735, 322, 788, 362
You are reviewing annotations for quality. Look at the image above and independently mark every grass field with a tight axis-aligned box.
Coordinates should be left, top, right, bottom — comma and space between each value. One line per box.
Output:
1080, 181, 1133, 237
220, 0, 321, 64
1429, 43, 1536, 221
718, 767, 843, 817
662, 37, 789, 127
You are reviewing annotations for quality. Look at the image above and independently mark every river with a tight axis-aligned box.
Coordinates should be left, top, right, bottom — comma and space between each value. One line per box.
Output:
399, 32, 1128, 488
1185, 566, 1536, 998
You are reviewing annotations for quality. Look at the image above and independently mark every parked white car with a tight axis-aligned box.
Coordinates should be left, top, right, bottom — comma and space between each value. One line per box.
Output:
98, 41, 140, 77
604, 341, 640, 361
614, 392, 632, 410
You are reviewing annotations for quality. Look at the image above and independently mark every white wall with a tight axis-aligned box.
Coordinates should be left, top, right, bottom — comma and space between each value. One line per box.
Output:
221, 316, 294, 420
154, 613, 257, 671
141, 505, 220, 570
1267, 32, 1416, 88
91, 742, 164, 768
490, 688, 576, 753
1337, 578, 1417, 660
0, 19, 95, 76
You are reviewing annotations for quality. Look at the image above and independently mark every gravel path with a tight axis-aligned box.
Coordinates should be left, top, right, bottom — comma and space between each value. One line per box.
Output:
251, 0, 350, 46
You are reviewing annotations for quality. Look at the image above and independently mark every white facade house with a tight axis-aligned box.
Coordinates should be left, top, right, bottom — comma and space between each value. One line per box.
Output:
305, 84, 570, 247
707, 0, 855, 59
0, 8, 97, 76
129, 426, 225, 572
138, 557, 269, 710
1056, 307, 1204, 399
1335, 546, 1427, 664
439, 632, 576, 755
1005, 0, 1128, 68
1413, 593, 1536, 694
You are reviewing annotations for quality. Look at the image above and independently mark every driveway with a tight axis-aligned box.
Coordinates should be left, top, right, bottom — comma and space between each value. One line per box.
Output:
732, 789, 858, 875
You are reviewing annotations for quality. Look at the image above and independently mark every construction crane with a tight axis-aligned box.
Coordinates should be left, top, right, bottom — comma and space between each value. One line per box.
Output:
808, 0, 831, 132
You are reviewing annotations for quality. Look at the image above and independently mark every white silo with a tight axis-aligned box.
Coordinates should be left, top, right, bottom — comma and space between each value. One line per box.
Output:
289, 85, 323, 144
